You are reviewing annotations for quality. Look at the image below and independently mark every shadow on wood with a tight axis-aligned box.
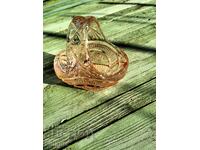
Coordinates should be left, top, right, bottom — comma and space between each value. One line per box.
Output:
43, 78, 156, 149
43, 31, 156, 52
99, 18, 155, 25
59, 13, 156, 20
43, 52, 74, 88
98, 2, 156, 7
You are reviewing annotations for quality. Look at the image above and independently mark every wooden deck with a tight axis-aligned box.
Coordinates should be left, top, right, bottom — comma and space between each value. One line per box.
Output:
43, 0, 156, 149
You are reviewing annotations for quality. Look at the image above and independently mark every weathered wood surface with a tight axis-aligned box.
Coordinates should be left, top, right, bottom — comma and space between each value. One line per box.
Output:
44, 79, 155, 149
65, 102, 156, 150
43, 0, 156, 149
44, 53, 155, 131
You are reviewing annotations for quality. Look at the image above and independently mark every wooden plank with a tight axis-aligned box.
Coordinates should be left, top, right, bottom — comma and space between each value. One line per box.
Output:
100, 0, 156, 5
43, 20, 155, 65
43, 23, 155, 55
43, 2, 156, 130
44, 0, 93, 16
43, 0, 156, 135
44, 47, 154, 84
43, 0, 155, 32
44, 52, 155, 131
44, 79, 156, 149
43, 6, 156, 66
43, 4, 156, 56
64, 102, 156, 150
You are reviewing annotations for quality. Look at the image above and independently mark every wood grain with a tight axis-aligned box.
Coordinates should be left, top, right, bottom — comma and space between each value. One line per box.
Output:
44, 54, 155, 131
43, 0, 156, 131
43, 0, 156, 149
44, 79, 156, 149
64, 102, 156, 150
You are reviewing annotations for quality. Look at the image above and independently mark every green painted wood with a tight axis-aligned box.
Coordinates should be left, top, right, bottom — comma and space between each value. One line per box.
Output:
43, 0, 156, 149
64, 102, 156, 150
44, 0, 93, 18
43, 2, 156, 58
44, 79, 155, 149
44, 54, 155, 131
43, 1, 156, 131
44, 23, 155, 54
43, 0, 155, 34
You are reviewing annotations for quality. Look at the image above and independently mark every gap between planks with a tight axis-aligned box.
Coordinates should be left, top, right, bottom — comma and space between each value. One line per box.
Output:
44, 78, 156, 149
64, 101, 156, 150
43, 54, 155, 132
43, 0, 156, 147
43, 0, 155, 32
